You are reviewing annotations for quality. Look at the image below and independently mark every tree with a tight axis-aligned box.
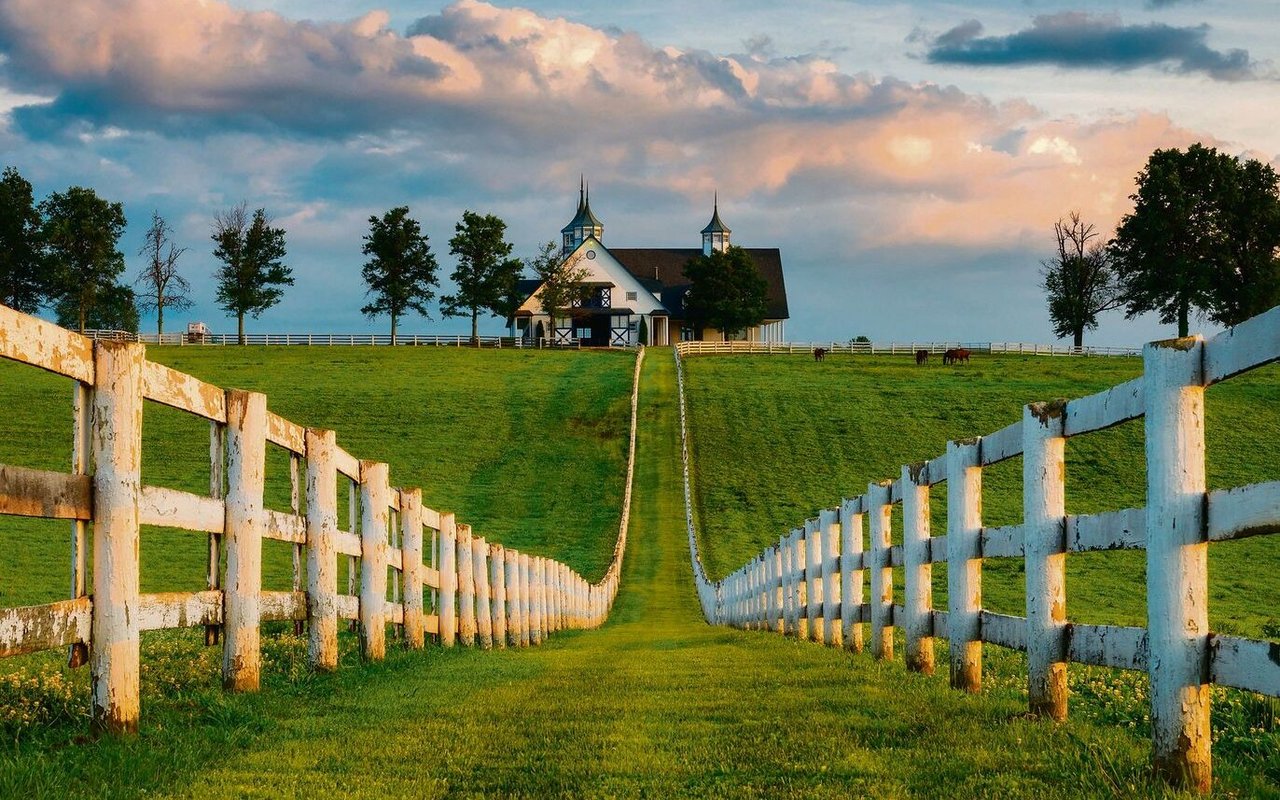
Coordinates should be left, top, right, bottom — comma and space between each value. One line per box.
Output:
0, 167, 45, 313
361, 207, 439, 344
1205, 157, 1280, 327
55, 283, 138, 333
682, 245, 769, 340
212, 203, 293, 345
526, 240, 591, 342
1040, 212, 1124, 347
40, 186, 127, 334
135, 211, 191, 337
442, 210, 523, 343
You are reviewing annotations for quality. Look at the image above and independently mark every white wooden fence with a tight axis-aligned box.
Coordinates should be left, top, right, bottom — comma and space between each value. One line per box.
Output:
676, 340, 1141, 357
0, 304, 640, 735
676, 305, 1280, 794
83, 331, 533, 347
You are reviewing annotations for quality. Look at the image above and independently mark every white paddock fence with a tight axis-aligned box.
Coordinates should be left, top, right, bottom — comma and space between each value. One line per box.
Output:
676, 340, 1141, 357
81, 331, 562, 348
0, 303, 641, 735
676, 305, 1280, 794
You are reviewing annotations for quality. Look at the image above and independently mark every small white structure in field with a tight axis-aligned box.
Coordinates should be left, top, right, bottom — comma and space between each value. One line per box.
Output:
186, 321, 209, 343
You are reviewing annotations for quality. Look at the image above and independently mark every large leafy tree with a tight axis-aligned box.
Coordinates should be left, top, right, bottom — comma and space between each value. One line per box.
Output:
40, 186, 127, 333
1112, 143, 1280, 336
527, 240, 591, 341
1207, 157, 1280, 327
135, 210, 191, 336
682, 245, 769, 340
1040, 212, 1124, 347
212, 203, 293, 345
55, 283, 139, 333
361, 206, 439, 344
442, 210, 523, 343
0, 166, 45, 313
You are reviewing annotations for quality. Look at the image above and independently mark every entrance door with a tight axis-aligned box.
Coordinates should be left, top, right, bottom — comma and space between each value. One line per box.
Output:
589, 315, 609, 346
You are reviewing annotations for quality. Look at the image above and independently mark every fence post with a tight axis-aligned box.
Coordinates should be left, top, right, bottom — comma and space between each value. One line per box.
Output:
1144, 338, 1210, 792
867, 481, 894, 660
530, 557, 544, 645
473, 536, 493, 649
902, 464, 933, 674
778, 534, 793, 635
820, 509, 840, 647
841, 497, 864, 653
223, 390, 267, 691
456, 524, 476, 646
790, 528, 805, 637
947, 438, 983, 692
305, 429, 339, 671
400, 489, 425, 649
1024, 402, 1068, 720
358, 461, 390, 661
763, 546, 777, 633
504, 549, 521, 645
768, 542, 778, 629
207, 420, 225, 646
801, 520, 818, 640
491, 543, 507, 649
519, 553, 533, 646
68, 382, 91, 668
89, 341, 144, 735
438, 513, 457, 647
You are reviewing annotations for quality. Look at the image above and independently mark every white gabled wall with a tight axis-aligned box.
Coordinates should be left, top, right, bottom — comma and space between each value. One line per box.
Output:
518, 238, 667, 317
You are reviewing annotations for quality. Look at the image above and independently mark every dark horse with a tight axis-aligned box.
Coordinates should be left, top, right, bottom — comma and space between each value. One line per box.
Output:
813, 347, 828, 362
915, 349, 929, 365
943, 348, 971, 365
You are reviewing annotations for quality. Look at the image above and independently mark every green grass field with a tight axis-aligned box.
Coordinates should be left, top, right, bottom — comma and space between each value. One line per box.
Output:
683, 352, 1280, 637
0, 347, 1276, 797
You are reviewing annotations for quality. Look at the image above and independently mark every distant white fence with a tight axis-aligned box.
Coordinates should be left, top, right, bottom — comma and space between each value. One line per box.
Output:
83, 330, 535, 347
676, 305, 1280, 794
0, 304, 640, 735
676, 340, 1141, 357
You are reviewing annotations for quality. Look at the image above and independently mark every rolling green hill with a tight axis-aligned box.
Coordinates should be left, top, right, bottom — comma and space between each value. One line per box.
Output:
0, 346, 1275, 797
682, 352, 1280, 637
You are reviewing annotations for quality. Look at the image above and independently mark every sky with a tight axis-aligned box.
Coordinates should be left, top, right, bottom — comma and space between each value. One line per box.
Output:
0, 0, 1277, 344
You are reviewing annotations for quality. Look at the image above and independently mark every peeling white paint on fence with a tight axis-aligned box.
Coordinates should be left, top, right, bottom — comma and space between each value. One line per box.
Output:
675, 303, 1280, 795
0, 304, 643, 740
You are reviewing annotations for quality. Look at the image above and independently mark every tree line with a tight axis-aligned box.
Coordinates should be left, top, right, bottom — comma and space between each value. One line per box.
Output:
1043, 143, 1280, 345
0, 166, 554, 345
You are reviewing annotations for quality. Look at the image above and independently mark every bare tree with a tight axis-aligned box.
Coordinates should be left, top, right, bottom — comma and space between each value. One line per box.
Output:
135, 210, 191, 336
1041, 212, 1124, 348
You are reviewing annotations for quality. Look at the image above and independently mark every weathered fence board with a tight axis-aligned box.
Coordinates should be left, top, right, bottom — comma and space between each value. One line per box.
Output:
0, 464, 91, 520
0, 598, 91, 657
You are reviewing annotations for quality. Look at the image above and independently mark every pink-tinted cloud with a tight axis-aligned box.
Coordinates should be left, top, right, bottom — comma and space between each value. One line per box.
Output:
0, 0, 1219, 245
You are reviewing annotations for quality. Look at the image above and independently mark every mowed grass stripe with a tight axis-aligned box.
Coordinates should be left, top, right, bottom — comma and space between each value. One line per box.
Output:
99, 355, 1198, 798
683, 352, 1280, 637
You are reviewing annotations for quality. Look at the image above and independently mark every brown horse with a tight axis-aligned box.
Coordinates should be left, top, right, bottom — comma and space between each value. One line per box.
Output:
944, 348, 971, 365
813, 347, 828, 362
915, 349, 929, 365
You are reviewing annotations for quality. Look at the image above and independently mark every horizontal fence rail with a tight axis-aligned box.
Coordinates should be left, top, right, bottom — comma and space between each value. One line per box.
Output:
675, 340, 1141, 358
676, 304, 1280, 794
0, 304, 640, 735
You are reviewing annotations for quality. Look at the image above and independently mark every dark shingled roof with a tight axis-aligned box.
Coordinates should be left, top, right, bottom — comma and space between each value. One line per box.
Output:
610, 248, 789, 320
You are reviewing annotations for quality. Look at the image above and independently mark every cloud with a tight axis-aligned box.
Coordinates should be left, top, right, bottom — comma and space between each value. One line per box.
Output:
0, 0, 1217, 247
924, 12, 1257, 81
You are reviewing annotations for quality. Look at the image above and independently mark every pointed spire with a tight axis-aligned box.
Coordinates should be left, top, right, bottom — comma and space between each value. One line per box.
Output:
578, 175, 585, 212
701, 193, 730, 234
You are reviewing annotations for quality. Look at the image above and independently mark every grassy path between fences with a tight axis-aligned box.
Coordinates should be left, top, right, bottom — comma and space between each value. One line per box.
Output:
2, 352, 1270, 797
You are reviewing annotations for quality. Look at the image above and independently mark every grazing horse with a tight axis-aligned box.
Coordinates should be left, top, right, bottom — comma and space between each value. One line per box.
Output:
813, 347, 828, 362
944, 348, 971, 365
915, 349, 929, 365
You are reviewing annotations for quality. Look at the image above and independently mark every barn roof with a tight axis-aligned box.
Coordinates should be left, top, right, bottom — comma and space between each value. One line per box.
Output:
609, 248, 789, 320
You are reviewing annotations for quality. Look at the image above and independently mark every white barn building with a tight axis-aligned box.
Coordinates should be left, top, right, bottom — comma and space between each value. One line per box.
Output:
514, 185, 789, 346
